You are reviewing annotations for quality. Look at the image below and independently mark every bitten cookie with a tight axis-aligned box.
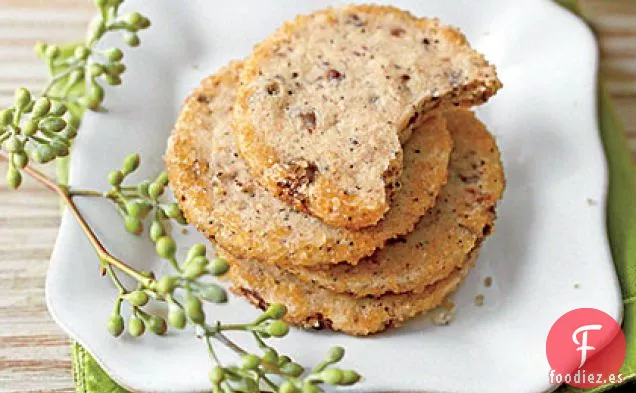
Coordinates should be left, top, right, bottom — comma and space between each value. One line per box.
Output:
225, 246, 478, 336
165, 62, 452, 268
285, 110, 505, 297
234, 4, 501, 228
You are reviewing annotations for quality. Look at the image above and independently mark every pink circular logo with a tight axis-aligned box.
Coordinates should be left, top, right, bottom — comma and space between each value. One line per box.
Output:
546, 308, 625, 388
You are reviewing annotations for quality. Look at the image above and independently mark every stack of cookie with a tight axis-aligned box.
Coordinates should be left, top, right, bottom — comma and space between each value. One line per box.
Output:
166, 5, 504, 336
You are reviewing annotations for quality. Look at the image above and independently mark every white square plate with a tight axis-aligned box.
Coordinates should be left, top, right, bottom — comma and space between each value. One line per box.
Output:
45, 1, 622, 392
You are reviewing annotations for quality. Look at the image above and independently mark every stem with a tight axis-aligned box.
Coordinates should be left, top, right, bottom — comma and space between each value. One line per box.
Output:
210, 331, 248, 355
69, 189, 109, 198
252, 332, 269, 349
105, 263, 127, 294
205, 335, 222, 365
42, 66, 78, 96
218, 323, 254, 331
0, 152, 152, 287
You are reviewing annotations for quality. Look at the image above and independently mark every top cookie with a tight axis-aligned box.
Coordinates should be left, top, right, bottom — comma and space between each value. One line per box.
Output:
234, 4, 501, 229
284, 110, 505, 297
165, 61, 452, 267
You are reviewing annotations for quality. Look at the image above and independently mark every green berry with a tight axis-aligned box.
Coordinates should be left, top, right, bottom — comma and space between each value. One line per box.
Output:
33, 42, 47, 58
11, 152, 28, 169
49, 101, 67, 116
155, 236, 176, 259
209, 257, 229, 276
301, 382, 320, 393
104, 74, 122, 86
262, 348, 278, 364
0, 109, 13, 126
167, 305, 186, 329
125, 12, 143, 26
278, 355, 291, 367
162, 202, 181, 219
156, 171, 169, 186
108, 170, 124, 187
147, 315, 167, 335
149, 220, 164, 242
107, 314, 125, 337
22, 119, 38, 136
137, 180, 150, 197
6, 166, 21, 189
268, 320, 289, 337
186, 244, 206, 261
128, 316, 145, 337
63, 111, 80, 129
156, 275, 178, 295
326, 346, 345, 363
124, 216, 143, 235
105, 48, 123, 62
241, 354, 260, 370
39, 117, 67, 133
44, 45, 60, 59
14, 88, 31, 110
89, 64, 105, 77
188, 255, 208, 269
148, 182, 164, 199
124, 32, 140, 47
320, 369, 343, 385
279, 381, 297, 393
183, 263, 206, 280
87, 83, 105, 109
282, 362, 304, 377
74, 45, 91, 60
197, 284, 227, 303
108, 62, 126, 75
124, 290, 149, 307
265, 303, 287, 320
121, 153, 140, 174
137, 17, 151, 29
50, 141, 69, 157
209, 366, 225, 385
4, 136, 23, 153
32, 144, 55, 163
59, 125, 78, 140
125, 201, 143, 218
184, 294, 204, 323
340, 370, 361, 385
32, 97, 51, 117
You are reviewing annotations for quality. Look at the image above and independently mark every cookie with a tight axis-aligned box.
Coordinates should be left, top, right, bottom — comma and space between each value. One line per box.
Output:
166, 62, 452, 267
234, 4, 502, 229
225, 246, 478, 336
285, 110, 505, 296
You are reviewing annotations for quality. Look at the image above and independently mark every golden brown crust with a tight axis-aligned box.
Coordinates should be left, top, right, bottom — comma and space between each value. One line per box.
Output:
225, 247, 478, 336
284, 110, 505, 296
234, 4, 502, 229
166, 62, 453, 267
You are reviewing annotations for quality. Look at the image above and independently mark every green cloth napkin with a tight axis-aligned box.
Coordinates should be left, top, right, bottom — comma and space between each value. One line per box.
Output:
69, 1, 636, 392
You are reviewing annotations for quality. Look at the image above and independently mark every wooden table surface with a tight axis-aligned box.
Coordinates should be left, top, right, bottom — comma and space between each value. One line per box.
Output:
0, 1, 634, 392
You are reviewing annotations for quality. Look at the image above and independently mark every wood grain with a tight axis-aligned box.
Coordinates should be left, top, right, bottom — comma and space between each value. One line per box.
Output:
0, 1, 634, 392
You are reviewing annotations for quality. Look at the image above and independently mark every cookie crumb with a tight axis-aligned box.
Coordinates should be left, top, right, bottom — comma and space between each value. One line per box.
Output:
182, 228, 189, 235
574, 283, 580, 289
475, 294, 485, 306
431, 299, 456, 326
484, 276, 492, 288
